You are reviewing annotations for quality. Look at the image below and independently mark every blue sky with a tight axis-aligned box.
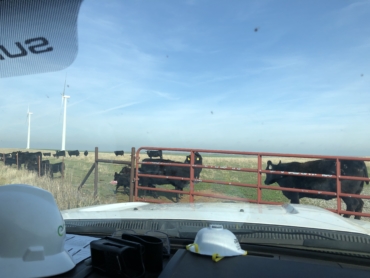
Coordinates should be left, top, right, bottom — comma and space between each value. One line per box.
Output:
1, 0, 370, 156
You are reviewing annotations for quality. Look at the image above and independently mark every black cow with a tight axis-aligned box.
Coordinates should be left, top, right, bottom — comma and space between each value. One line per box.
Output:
113, 166, 134, 193
139, 153, 204, 202
68, 150, 80, 157
147, 150, 163, 159
22, 152, 42, 169
84, 150, 88, 156
114, 150, 124, 156
49, 162, 65, 178
26, 160, 50, 176
43, 152, 51, 156
8, 152, 23, 168
4, 158, 17, 167
25, 161, 38, 171
40, 160, 50, 176
264, 160, 369, 219
54, 151, 66, 159
7, 151, 39, 169
184, 152, 203, 179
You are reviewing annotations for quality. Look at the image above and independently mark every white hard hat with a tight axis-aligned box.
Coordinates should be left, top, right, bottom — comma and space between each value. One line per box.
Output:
0, 184, 75, 278
186, 224, 247, 262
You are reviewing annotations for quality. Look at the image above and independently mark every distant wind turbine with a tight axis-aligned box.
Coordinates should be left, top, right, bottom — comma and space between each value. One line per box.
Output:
61, 77, 70, 151
26, 107, 32, 149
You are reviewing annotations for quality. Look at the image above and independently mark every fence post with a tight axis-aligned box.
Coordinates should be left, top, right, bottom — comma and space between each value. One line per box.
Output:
189, 151, 194, 203
78, 163, 95, 190
336, 158, 341, 216
38, 155, 41, 177
61, 157, 65, 179
129, 147, 135, 202
257, 154, 262, 203
16, 153, 19, 169
94, 147, 98, 199
134, 149, 139, 201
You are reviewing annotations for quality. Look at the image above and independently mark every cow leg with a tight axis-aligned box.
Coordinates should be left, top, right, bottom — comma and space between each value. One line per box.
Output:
173, 187, 183, 203
150, 185, 158, 198
354, 198, 364, 220
342, 197, 357, 218
289, 193, 300, 204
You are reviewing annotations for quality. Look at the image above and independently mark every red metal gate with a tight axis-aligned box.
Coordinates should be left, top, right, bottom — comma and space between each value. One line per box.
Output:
135, 147, 370, 218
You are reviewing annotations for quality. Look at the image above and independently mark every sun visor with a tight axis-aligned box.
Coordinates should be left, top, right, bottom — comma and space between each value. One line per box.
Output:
0, 0, 83, 78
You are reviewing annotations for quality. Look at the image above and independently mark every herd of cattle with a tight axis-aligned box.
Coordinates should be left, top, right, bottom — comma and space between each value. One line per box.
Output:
1, 151, 64, 178
113, 151, 369, 219
1, 149, 127, 178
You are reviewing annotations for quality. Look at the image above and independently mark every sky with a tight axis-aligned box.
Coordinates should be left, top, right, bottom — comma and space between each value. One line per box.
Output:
1, 0, 370, 156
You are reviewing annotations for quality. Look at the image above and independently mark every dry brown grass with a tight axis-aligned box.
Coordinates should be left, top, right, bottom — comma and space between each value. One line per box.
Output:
0, 159, 116, 210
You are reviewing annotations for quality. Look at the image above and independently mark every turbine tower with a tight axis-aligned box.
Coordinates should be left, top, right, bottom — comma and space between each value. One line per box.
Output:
26, 107, 32, 149
61, 77, 70, 151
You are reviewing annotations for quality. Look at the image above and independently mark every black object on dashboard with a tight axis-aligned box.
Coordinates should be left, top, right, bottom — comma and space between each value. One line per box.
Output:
121, 234, 164, 274
90, 236, 145, 278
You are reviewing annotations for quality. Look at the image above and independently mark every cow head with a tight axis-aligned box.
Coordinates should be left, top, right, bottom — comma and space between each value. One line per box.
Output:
185, 152, 203, 164
264, 160, 283, 185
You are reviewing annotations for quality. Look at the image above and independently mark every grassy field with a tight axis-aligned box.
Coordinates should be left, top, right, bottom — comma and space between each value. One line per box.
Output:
1, 148, 370, 219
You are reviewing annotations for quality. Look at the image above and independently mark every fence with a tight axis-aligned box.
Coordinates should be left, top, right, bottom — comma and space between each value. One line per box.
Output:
78, 147, 136, 200
134, 147, 370, 219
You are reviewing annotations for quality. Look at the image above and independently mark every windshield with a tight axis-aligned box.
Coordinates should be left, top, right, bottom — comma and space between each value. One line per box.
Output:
1, 0, 370, 236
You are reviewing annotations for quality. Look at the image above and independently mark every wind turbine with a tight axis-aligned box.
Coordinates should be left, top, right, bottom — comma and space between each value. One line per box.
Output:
61, 77, 70, 151
26, 107, 32, 149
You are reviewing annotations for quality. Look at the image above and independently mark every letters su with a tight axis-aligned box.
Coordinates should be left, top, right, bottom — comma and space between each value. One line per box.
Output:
0, 37, 53, 60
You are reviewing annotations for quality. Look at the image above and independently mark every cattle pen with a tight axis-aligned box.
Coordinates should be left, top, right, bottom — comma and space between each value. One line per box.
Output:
130, 147, 370, 219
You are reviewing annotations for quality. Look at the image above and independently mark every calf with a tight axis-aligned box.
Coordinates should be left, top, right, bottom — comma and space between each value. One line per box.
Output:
264, 159, 368, 219
147, 150, 163, 159
114, 150, 124, 156
84, 150, 88, 156
40, 160, 50, 176
43, 152, 51, 156
113, 167, 134, 193
49, 162, 65, 178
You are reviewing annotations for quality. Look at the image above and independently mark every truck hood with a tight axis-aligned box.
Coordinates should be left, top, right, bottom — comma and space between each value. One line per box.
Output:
62, 202, 370, 236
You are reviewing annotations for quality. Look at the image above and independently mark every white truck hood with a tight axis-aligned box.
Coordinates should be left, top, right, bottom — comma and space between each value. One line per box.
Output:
62, 202, 370, 236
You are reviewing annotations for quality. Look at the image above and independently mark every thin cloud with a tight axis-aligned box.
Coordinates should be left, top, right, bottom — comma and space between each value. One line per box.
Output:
86, 102, 141, 116
68, 97, 92, 108
153, 91, 179, 100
